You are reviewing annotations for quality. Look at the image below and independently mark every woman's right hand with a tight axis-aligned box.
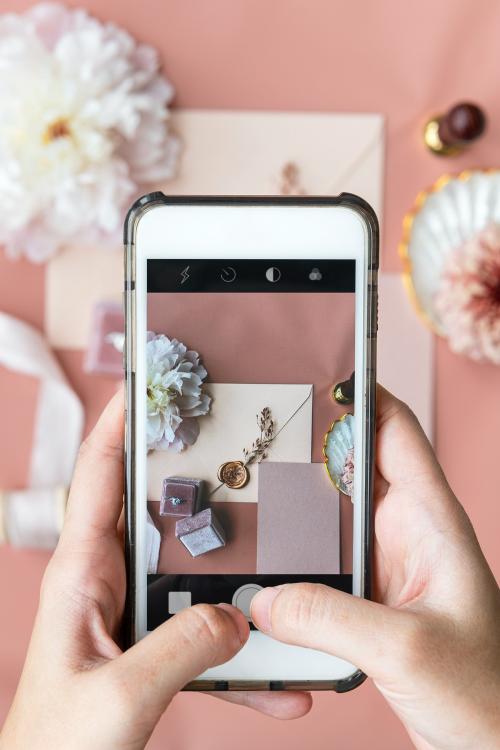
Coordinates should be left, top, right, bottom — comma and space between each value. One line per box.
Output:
250, 386, 500, 750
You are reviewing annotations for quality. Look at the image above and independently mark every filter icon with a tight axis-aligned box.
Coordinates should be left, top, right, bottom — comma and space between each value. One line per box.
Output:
309, 267, 322, 281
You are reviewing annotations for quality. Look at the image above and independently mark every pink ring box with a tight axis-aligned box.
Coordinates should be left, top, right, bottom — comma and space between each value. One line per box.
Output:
84, 301, 124, 377
160, 477, 203, 518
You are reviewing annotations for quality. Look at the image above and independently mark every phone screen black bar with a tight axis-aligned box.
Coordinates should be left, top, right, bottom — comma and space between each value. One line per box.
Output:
147, 574, 353, 630
147, 259, 355, 293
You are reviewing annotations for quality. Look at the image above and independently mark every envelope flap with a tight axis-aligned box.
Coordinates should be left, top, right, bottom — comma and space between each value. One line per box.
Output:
167, 110, 384, 211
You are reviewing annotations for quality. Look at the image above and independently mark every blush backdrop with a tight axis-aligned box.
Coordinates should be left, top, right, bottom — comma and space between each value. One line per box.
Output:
1, 1, 500, 748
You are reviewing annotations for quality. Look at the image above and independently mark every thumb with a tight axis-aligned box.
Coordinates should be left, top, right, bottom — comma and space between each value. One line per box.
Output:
104, 603, 248, 718
251, 583, 412, 680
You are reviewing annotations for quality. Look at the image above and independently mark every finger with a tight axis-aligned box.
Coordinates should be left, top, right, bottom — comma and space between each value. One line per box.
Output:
106, 603, 249, 719
62, 388, 124, 543
117, 507, 126, 543
251, 583, 410, 680
376, 385, 448, 490
209, 690, 313, 719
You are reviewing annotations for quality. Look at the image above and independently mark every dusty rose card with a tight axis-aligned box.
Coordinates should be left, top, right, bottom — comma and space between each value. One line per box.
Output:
257, 462, 340, 574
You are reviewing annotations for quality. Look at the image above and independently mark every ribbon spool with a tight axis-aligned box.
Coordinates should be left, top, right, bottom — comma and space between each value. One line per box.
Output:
0, 487, 68, 548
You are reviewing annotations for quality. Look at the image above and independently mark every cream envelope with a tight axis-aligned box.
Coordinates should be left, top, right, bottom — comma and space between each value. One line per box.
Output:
45, 109, 384, 349
165, 110, 384, 214
147, 383, 313, 504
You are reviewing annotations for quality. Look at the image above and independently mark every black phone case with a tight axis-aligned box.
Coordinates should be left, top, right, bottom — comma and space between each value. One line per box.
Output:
123, 193, 378, 693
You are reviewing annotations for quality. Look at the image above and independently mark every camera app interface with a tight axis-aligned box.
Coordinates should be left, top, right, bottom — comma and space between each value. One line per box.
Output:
145, 259, 356, 629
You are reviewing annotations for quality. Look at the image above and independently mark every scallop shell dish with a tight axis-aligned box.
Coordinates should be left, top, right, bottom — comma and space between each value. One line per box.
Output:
324, 413, 354, 498
400, 170, 500, 364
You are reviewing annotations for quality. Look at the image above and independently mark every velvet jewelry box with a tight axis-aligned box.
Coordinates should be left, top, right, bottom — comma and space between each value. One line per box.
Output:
84, 300, 124, 377
160, 477, 203, 518
175, 508, 226, 557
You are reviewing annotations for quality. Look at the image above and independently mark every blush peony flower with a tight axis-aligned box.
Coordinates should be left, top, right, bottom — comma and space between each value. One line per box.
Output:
0, 3, 180, 261
147, 333, 211, 452
434, 223, 500, 364
341, 446, 354, 497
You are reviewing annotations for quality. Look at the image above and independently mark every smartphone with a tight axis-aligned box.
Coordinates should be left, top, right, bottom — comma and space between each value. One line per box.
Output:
124, 194, 378, 692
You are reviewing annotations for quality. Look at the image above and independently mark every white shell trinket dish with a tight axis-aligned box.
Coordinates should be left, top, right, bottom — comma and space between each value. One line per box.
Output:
400, 170, 500, 364
323, 413, 354, 498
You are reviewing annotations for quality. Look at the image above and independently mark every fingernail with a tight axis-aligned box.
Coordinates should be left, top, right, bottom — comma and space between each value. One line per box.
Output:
250, 587, 280, 633
215, 603, 249, 644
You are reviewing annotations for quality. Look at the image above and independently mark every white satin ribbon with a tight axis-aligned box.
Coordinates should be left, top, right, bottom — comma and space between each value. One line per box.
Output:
0, 312, 84, 547
146, 513, 161, 574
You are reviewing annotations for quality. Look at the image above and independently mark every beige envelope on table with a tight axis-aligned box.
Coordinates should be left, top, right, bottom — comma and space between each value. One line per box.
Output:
45, 109, 384, 349
147, 383, 313, 504
164, 110, 384, 214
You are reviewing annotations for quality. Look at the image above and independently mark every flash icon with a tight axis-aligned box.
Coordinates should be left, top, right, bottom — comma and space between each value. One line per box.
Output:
180, 265, 190, 284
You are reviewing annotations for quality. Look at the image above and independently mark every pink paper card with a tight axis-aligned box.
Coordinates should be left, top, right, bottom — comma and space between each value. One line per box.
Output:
378, 273, 434, 438
257, 462, 340, 575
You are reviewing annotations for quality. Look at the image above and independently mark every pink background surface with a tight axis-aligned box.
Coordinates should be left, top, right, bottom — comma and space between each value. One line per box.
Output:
1, 1, 500, 748
149, 500, 259, 575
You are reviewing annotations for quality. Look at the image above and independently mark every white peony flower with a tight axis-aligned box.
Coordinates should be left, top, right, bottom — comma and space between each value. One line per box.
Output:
147, 333, 211, 452
0, 3, 180, 262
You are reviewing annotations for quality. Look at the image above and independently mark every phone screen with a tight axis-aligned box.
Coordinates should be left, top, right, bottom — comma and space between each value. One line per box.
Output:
145, 259, 356, 629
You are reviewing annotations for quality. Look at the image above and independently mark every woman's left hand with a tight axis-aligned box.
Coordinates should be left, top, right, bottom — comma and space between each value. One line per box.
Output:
0, 391, 308, 750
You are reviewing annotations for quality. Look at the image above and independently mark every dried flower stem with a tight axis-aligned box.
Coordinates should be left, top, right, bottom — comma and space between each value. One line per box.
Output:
209, 387, 313, 497
243, 407, 276, 466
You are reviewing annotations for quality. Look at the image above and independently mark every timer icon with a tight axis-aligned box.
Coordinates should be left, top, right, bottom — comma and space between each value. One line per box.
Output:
220, 266, 237, 283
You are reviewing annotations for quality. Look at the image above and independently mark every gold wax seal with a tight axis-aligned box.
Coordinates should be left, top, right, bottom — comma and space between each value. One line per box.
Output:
217, 460, 249, 489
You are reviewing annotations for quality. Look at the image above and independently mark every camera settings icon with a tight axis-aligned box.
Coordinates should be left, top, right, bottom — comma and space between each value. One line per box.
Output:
309, 267, 322, 281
